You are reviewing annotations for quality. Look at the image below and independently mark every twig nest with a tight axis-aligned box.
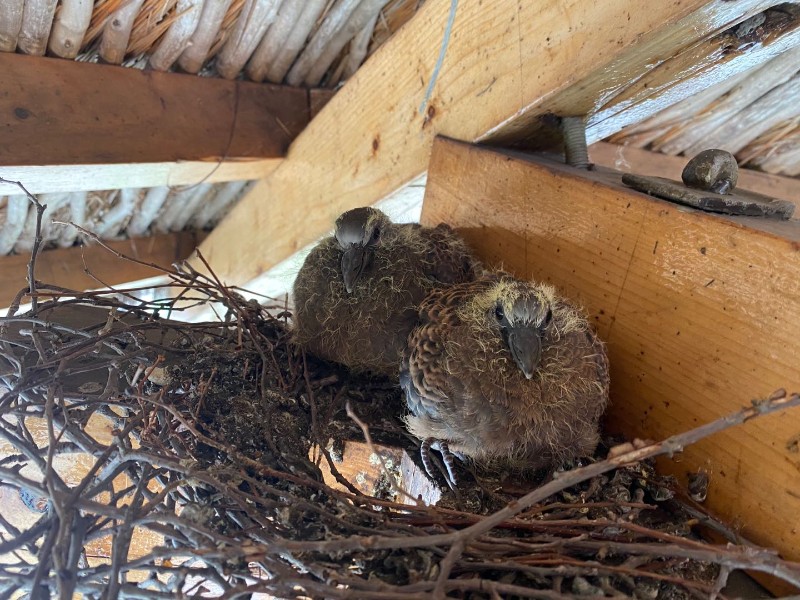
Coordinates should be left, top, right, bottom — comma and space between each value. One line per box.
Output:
681, 149, 739, 195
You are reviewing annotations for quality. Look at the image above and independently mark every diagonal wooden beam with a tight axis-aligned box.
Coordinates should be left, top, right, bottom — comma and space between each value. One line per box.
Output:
0, 52, 309, 170
197, 0, 799, 286
0, 231, 203, 309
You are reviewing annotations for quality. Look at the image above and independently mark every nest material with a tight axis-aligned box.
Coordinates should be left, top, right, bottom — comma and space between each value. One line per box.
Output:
1, 188, 800, 598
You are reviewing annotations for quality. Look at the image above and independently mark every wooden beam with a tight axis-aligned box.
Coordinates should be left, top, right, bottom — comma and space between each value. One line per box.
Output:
422, 136, 800, 564
0, 231, 202, 308
590, 141, 800, 208
0, 53, 309, 167
487, 8, 800, 147
0, 159, 280, 195
309, 89, 337, 119
197, 0, 798, 285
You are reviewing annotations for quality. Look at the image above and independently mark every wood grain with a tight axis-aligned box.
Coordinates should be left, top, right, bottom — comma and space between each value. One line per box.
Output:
486, 6, 800, 147
198, 0, 785, 285
0, 53, 308, 166
422, 137, 800, 562
0, 231, 202, 308
0, 159, 280, 195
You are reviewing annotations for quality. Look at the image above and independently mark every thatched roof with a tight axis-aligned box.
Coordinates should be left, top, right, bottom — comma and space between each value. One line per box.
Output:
2, 0, 421, 85
610, 42, 800, 177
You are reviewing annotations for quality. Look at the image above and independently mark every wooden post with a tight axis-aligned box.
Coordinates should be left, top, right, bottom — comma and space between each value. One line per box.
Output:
422, 137, 800, 563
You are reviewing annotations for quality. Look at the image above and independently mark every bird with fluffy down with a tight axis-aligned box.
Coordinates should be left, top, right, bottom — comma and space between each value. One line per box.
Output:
292, 207, 481, 377
401, 273, 609, 486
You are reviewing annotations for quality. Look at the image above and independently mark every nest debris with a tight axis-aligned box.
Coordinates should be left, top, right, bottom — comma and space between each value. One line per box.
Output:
1, 182, 799, 599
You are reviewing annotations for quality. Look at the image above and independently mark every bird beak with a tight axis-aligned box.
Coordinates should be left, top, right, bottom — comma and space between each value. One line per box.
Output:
507, 327, 542, 380
341, 245, 366, 293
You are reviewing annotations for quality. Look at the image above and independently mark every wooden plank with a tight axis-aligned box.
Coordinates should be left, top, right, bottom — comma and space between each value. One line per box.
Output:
0, 53, 309, 167
0, 231, 202, 308
0, 159, 280, 195
422, 137, 800, 563
309, 89, 337, 119
197, 0, 794, 285
590, 142, 800, 208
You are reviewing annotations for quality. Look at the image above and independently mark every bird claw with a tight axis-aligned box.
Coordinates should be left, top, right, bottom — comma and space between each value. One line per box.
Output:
420, 438, 458, 488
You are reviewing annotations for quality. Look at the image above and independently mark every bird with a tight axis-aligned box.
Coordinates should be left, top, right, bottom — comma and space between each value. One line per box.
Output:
400, 273, 609, 486
292, 206, 479, 377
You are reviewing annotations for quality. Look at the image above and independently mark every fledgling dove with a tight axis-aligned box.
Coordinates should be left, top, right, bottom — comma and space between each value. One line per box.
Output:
292, 207, 480, 377
401, 273, 609, 485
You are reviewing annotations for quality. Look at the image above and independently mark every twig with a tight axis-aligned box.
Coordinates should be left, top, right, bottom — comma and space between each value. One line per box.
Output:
0, 177, 45, 313
302, 352, 363, 497
442, 389, 800, 555
2, 228, 798, 599
235, 389, 800, 556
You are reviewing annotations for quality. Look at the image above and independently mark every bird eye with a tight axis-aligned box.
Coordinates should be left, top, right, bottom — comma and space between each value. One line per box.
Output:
542, 308, 553, 328
494, 304, 504, 321
372, 227, 381, 241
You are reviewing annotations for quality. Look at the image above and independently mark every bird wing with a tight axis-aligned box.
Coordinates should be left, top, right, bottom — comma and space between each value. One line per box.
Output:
401, 281, 491, 417
421, 223, 479, 284
401, 323, 449, 420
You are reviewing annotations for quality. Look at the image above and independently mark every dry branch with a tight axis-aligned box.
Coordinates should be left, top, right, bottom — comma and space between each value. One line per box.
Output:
148, 0, 204, 71
215, 0, 280, 79
245, 0, 305, 82
286, 0, 362, 86
17, 0, 58, 56
0, 195, 29, 255
304, 0, 389, 87
176, 0, 233, 73
0, 1, 25, 52
48, 0, 93, 59
264, 0, 327, 83
127, 187, 170, 237
99, 0, 145, 64
343, 10, 379, 80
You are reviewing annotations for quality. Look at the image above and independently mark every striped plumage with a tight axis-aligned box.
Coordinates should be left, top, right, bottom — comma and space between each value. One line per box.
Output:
401, 273, 609, 484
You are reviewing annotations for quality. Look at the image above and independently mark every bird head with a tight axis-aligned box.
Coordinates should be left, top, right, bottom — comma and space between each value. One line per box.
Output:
489, 281, 554, 379
334, 207, 392, 293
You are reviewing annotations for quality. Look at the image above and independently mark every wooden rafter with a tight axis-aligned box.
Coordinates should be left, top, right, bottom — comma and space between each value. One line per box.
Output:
0, 52, 309, 168
0, 232, 202, 309
0, 160, 280, 195
197, 0, 800, 286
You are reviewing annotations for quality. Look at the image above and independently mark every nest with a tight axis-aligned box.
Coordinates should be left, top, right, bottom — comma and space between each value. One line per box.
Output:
1, 184, 800, 599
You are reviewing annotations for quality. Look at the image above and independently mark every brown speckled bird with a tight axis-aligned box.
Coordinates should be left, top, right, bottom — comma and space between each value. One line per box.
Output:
401, 273, 609, 485
292, 207, 479, 377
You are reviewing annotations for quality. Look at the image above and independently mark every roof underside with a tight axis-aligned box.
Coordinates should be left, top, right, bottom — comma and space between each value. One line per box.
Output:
0, 1, 797, 262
